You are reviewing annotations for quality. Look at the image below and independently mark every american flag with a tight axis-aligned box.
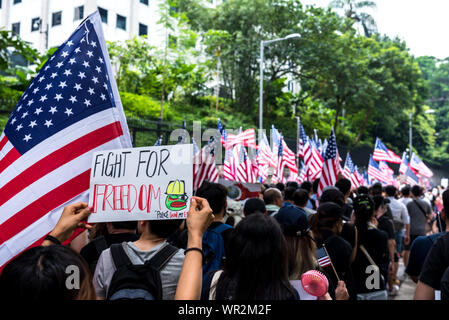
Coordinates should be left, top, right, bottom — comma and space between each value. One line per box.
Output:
405, 166, 419, 186
363, 170, 371, 186
343, 153, 355, 181
317, 129, 339, 196
410, 152, 433, 178
0, 12, 132, 268
304, 138, 323, 181
224, 128, 256, 150
379, 161, 395, 184
297, 118, 307, 159
192, 138, 219, 191
256, 132, 276, 182
272, 125, 298, 179
353, 166, 364, 188
235, 146, 258, 183
399, 152, 409, 175
317, 246, 331, 268
218, 119, 236, 181
373, 138, 402, 164
368, 155, 390, 183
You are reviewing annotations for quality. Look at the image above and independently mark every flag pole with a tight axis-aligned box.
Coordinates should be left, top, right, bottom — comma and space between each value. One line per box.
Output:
323, 244, 340, 282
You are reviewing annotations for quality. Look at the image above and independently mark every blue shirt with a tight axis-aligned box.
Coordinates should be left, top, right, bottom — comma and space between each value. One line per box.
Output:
406, 232, 446, 278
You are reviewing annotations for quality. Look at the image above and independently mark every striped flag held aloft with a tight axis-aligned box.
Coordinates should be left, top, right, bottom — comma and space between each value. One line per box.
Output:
317, 129, 339, 197
0, 12, 132, 268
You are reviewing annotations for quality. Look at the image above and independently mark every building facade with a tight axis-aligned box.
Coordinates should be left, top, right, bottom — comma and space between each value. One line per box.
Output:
0, 0, 222, 52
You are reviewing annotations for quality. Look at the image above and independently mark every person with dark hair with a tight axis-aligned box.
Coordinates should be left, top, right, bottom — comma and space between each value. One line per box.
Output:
243, 197, 267, 217
414, 189, 449, 300
311, 179, 320, 209
373, 195, 396, 296
370, 182, 383, 197
201, 213, 298, 300
0, 202, 95, 300
81, 221, 138, 273
335, 178, 354, 221
300, 181, 316, 210
193, 182, 233, 277
263, 187, 284, 216
401, 185, 412, 207
293, 189, 314, 216
93, 216, 185, 299
286, 181, 299, 189
357, 186, 369, 196
309, 202, 356, 299
352, 195, 389, 299
404, 185, 433, 267
384, 185, 410, 287
276, 182, 285, 193
284, 186, 297, 206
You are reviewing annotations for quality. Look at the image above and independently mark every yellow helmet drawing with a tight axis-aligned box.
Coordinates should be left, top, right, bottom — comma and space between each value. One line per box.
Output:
165, 180, 185, 195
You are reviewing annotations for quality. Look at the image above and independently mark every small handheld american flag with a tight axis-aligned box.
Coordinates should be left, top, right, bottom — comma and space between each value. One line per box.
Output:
317, 247, 331, 268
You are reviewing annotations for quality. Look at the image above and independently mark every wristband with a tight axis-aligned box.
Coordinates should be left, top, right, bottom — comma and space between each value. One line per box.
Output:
44, 234, 62, 245
184, 247, 203, 258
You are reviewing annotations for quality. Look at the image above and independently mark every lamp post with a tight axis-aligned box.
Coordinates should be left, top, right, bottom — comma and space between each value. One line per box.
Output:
259, 33, 300, 132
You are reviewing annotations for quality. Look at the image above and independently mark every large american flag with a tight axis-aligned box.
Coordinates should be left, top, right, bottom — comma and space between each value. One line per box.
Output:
218, 119, 236, 181
235, 145, 258, 183
317, 129, 339, 196
410, 152, 433, 178
343, 153, 359, 188
373, 138, 402, 164
0, 12, 132, 268
225, 128, 257, 150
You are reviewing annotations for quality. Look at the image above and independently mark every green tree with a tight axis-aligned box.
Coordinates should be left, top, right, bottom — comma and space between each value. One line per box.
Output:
329, 0, 378, 36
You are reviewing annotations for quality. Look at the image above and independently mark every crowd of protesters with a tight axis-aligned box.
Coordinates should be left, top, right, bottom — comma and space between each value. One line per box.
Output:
1, 176, 448, 301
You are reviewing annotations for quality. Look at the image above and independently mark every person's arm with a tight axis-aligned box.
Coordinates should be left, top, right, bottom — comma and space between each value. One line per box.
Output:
350, 226, 358, 264
414, 280, 435, 300
175, 197, 214, 300
42, 202, 92, 246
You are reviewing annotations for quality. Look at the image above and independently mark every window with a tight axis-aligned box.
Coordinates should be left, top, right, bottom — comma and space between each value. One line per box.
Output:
74, 6, 84, 21
52, 11, 62, 27
13, 0, 21, 4
139, 23, 148, 36
116, 14, 126, 31
31, 17, 41, 32
11, 22, 20, 35
140, 0, 149, 5
98, 7, 108, 24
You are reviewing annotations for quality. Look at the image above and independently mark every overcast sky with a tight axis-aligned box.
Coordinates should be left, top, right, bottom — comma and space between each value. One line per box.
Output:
301, 0, 449, 59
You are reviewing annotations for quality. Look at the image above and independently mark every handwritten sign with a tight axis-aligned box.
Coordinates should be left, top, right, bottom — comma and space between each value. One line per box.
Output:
87, 144, 193, 223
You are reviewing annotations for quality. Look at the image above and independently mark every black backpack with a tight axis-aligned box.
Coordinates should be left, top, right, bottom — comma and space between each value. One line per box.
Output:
107, 243, 179, 300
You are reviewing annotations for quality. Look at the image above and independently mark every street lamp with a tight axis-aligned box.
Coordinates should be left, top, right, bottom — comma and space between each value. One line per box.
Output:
259, 33, 301, 132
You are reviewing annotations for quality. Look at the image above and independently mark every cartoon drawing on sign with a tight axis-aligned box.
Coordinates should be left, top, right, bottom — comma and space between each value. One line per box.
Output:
165, 180, 188, 211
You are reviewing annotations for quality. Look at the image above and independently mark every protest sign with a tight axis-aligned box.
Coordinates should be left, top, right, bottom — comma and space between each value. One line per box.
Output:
87, 144, 193, 223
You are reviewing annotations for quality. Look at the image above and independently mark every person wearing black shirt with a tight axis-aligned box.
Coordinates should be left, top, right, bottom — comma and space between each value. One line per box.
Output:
373, 195, 396, 295
414, 189, 449, 300
310, 202, 357, 300
352, 195, 389, 299
80, 221, 138, 273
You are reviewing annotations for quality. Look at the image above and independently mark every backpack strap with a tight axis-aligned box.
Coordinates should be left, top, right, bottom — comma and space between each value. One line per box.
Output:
147, 244, 179, 271
93, 236, 108, 256
110, 243, 132, 269
413, 200, 429, 219
211, 223, 233, 235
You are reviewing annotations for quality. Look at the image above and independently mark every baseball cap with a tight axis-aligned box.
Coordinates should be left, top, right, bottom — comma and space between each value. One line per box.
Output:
275, 205, 309, 237
316, 202, 344, 220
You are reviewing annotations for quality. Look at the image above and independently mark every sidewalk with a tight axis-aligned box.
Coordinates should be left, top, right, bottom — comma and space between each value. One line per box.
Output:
390, 260, 416, 300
